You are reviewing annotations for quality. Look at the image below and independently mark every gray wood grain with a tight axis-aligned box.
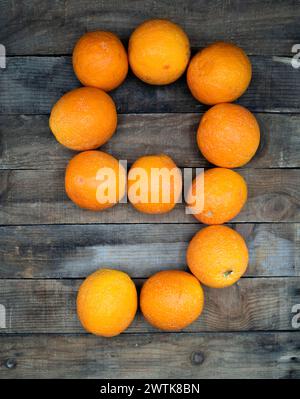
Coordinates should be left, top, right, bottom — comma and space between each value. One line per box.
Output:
1, 0, 299, 56
0, 223, 298, 278
0, 278, 299, 333
0, 169, 299, 225
0, 332, 299, 379
0, 0, 299, 381
1, 113, 300, 169
0, 56, 299, 114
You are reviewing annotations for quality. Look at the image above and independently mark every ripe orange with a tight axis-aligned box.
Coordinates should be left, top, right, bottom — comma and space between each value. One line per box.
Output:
73, 31, 128, 91
65, 150, 126, 211
77, 269, 137, 337
129, 19, 190, 85
127, 154, 182, 214
49, 87, 117, 151
187, 42, 252, 105
187, 168, 247, 224
187, 225, 249, 288
140, 270, 204, 331
197, 103, 260, 168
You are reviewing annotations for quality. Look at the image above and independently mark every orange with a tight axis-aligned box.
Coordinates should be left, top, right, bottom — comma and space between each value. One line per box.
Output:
187, 225, 249, 288
77, 269, 137, 337
73, 31, 128, 91
127, 154, 182, 214
187, 42, 252, 105
187, 168, 247, 224
140, 270, 204, 331
197, 103, 260, 168
49, 87, 117, 151
129, 19, 190, 85
65, 150, 126, 211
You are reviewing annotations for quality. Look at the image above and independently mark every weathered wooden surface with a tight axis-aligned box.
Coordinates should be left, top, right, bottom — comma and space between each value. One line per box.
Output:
0, 332, 299, 379
0, 278, 299, 333
0, 223, 298, 278
0, 0, 300, 380
1, 113, 300, 169
1, 0, 299, 56
0, 56, 300, 114
0, 169, 299, 225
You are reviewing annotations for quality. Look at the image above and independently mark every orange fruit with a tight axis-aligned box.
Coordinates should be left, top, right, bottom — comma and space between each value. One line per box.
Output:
187, 42, 252, 105
197, 103, 260, 168
127, 154, 182, 214
77, 269, 137, 337
187, 168, 247, 224
73, 31, 128, 91
65, 150, 126, 211
187, 225, 249, 288
140, 270, 204, 331
129, 19, 190, 85
49, 87, 117, 151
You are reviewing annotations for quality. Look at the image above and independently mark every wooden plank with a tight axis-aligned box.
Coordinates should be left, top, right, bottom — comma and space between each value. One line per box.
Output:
0, 223, 298, 279
1, 113, 300, 169
0, 278, 299, 333
0, 56, 299, 115
1, 0, 299, 56
0, 332, 299, 379
0, 169, 299, 225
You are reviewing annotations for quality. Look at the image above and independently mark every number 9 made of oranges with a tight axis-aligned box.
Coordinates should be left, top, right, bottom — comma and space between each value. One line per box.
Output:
47, 18, 260, 337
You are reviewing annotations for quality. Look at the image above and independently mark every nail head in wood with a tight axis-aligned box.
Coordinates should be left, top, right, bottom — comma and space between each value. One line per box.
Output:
191, 351, 205, 365
5, 358, 17, 369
